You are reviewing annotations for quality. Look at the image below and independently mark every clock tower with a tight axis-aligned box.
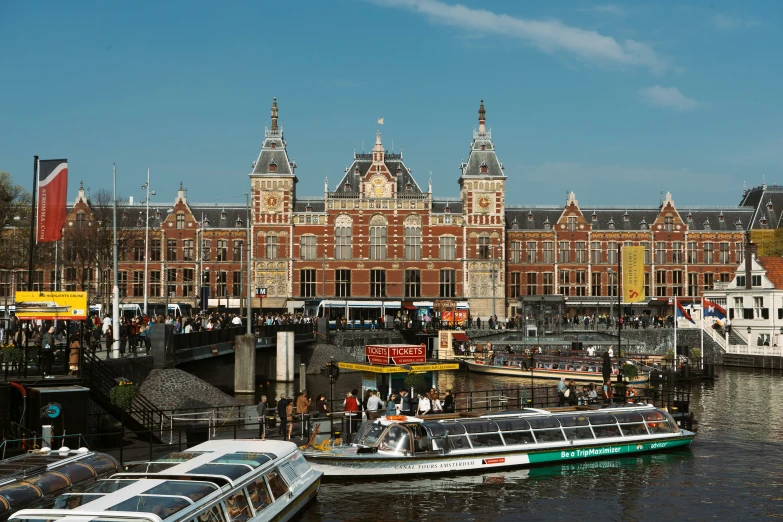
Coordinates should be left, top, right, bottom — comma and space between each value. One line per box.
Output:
249, 98, 298, 301
459, 100, 508, 319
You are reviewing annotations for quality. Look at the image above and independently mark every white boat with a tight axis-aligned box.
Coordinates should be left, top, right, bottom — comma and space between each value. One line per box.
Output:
10, 440, 322, 522
303, 405, 694, 477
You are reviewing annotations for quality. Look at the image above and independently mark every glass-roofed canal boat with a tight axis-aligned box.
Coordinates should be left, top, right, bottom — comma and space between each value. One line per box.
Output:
303, 405, 694, 477
10, 440, 322, 522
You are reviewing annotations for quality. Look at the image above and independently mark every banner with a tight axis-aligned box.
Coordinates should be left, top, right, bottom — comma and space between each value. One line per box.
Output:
365, 344, 426, 365
15, 291, 88, 320
622, 246, 645, 303
37, 159, 69, 243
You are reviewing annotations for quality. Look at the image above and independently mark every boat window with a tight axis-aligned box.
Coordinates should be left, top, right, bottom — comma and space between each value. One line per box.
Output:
157, 451, 207, 463
57, 462, 96, 483
421, 422, 447, 438
442, 422, 466, 436
84, 479, 138, 494
469, 433, 504, 448
0, 483, 41, 506
246, 477, 272, 513
210, 453, 274, 468
460, 420, 499, 434
107, 495, 191, 518
265, 470, 289, 501
447, 435, 471, 451
619, 422, 648, 436
495, 418, 531, 431
559, 415, 590, 428
188, 463, 253, 480
146, 481, 218, 502
10, 519, 62, 522
29, 472, 70, 495
532, 429, 566, 443
501, 430, 535, 445
144, 462, 179, 473
54, 493, 104, 509
592, 424, 622, 438
357, 423, 386, 446
224, 490, 251, 522
562, 427, 595, 441
613, 412, 645, 424
379, 425, 412, 454
80, 454, 120, 475
287, 452, 313, 478
196, 503, 227, 522
527, 417, 561, 430
644, 410, 677, 433
588, 414, 616, 426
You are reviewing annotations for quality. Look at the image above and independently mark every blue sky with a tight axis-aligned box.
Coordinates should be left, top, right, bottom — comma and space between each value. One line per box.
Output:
1, 0, 781, 208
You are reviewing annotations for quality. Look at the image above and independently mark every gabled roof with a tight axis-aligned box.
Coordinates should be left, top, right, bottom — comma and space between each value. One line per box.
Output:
251, 98, 297, 177
460, 101, 506, 180
757, 256, 783, 289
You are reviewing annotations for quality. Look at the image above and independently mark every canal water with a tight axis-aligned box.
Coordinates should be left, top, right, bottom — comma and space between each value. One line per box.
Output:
291, 367, 783, 521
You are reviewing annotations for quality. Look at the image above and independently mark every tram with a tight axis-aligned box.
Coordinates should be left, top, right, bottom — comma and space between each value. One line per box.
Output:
10, 440, 322, 522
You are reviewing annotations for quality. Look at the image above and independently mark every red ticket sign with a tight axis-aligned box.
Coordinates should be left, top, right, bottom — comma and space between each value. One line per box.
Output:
365, 344, 426, 365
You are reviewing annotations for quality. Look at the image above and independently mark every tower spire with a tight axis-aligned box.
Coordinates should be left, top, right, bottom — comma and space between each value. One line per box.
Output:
271, 97, 279, 132
478, 99, 486, 135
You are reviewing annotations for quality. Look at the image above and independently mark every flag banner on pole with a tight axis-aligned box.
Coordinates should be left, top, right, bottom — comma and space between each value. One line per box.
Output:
622, 246, 645, 303
676, 299, 695, 324
37, 159, 68, 243
703, 299, 727, 320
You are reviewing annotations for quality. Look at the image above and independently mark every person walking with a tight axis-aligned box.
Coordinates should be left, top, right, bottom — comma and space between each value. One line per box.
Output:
277, 394, 289, 437
256, 395, 268, 440
285, 399, 294, 441
41, 326, 55, 379
68, 333, 81, 376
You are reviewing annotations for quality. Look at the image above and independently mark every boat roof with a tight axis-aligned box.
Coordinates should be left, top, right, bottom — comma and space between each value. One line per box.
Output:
480, 404, 658, 419
376, 415, 423, 426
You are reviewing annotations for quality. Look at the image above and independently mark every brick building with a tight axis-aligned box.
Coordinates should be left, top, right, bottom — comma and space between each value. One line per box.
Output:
2, 99, 777, 321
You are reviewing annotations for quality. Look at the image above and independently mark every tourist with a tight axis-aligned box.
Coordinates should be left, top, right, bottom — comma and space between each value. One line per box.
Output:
68, 333, 80, 376
367, 390, 382, 420
399, 389, 411, 415
386, 394, 397, 416
587, 384, 598, 404
343, 391, 359, 440
315, 394, 329, 417
443, 390, 455, 413
432, 393, 443, 414
557, 377, 567, 407
256, 395, 268, 440
41, 326, 55, 378
417, 393, 431, 416
626, 386, 637, 403
567, 380, 578, 406
603, 380, 614, 405
296, 391, 311, 435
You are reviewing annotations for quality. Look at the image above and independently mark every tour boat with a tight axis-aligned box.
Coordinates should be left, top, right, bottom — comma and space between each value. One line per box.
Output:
303, 405, 694, 477
466, 353, 650, 384
10, 440, 322, 522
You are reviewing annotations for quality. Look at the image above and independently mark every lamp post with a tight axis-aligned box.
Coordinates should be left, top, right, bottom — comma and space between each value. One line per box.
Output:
608, 268, 613, 330
141, 170, 155, 316
747, 326, 752, 353
5, 216, 21, 320
491, 246, 497, 320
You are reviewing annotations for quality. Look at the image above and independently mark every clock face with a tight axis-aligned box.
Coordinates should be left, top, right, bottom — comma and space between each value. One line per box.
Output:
264, 192, 282, 210
477, 195, 492, 211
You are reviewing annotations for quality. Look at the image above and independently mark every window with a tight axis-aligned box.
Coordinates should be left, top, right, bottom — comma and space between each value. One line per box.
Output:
232, 271, 242, 296
167, 239, 177, 261
575, 270, 586, 296
508, 272, 521, 298
752, 275, 762, 287
264, 235, 278, 259
640, 241, 650, 264
133, 271, 144, 297
703, 272, 714, 291
217, 240, 228, 261
134, 240, 144, 261
591, 242, 601, 264
703, 243, 714, 264
542, 273, 554, 294
300, 236, 316, 260
607, 242, 617, 265
526, 272, 537, 295
300, 269, 316, 297
150, 270, 161, 297
233, 240, 243, 261
509, 241, 522, 263
183, 268, 194, 297
216, 271, 227, 297
147, 239, 159, 261
76, 212, 86, 228
672, 242, 683, 264
653, 270, 666, 296
688, 272, 698, 296
370, 269, 386, 297
440, 269, 456, 298
405, 269, 421, 298
754, 297, 764, 318
644, 272, 651, 298
336, 269, 351, 297
736, 275, 746, 287
664, 215, 673, 232
370, 215, 387, 260
526, 242, 537, 263
404, 217, 422, 260
673, 270, 683, 296
440, 236, 456, 260
166, 269, 177, 297
335, 216, 352, 260
719, 242, 730, 264
608, 271, 618, 297
735, 242, 745, 264
559, 270, 571, 296
558, 241, 569, 263
591, 272, 601, 296
118, 271, 127, 297
567, 216, 577, 231
575, 241, 586, 263
655, 242, 666, 264
176, 213, 185, 229
202, 240, 211, 261
542, 242, 554, 263
687, 242, 698, 264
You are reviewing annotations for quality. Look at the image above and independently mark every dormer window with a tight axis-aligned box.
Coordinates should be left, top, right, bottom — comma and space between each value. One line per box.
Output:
527, 211, 533, 221
544, 217, 551, 230
397, 166, 402, 174
760, 217, 767, 227
687, 212, 693, 223
767, 200, 773, 211
703, 219, 711, 230
270, 142, 276, 149
355, 167, 360, 175
220, 210, 227, 220
623, 211, 629, 222
735, 219, 743, 230
640, 219, 648, 230
136, 217, 143, 227
155, 209, 161, 220
608, 218, 615, 229
511, 217, 519, 230
480, 145, 486, 151
480, 161, 488, 174
344, 183, 351, 192
444, 204, 450, 214
405, 183, 412, 192
306, 204, 312, 212
268, 161, 277, 173
719, 212, 725, 222
591, 212, 597, 222
204, 218, 210, 227
236, 218, 243, 227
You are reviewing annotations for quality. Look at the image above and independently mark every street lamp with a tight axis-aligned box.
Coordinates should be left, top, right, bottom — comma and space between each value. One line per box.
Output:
608, 268, 613, 330
491, 246, 497, 321
141, 170, 155, 316
747, 325, 752, 353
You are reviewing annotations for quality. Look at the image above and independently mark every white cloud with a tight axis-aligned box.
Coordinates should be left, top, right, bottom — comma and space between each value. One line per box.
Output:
639, 85, 699, 111
709, 14, 760, 31
590, 4, 625, 16
375, 0, 667, 73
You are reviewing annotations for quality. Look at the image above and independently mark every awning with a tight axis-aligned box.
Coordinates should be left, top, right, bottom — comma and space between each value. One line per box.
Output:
403, 305, 417, 310
337, 361, 460, 373
452, 332, 470, 342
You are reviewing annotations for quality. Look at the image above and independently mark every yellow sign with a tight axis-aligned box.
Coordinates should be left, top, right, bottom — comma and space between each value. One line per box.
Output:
15, 291, 88, 320
337, 362, 460, 374
622, 246, 645, 303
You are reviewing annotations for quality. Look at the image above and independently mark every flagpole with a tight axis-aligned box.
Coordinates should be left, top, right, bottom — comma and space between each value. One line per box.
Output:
28, 156, 38, 291
112, 164, 120, 359
700, 296, 704, 371
673, 296, 677, 372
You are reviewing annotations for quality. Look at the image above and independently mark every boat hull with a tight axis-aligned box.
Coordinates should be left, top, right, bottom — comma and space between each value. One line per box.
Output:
305, 434, 693, 477
466, 361, 649, 384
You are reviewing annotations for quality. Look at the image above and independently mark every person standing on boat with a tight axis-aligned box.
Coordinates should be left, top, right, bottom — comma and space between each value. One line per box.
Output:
603, 380, 614, 405
557, 377, 567, 407
417, 393, 431, 416
602, 351, 612, 384
567, 380, 578, 406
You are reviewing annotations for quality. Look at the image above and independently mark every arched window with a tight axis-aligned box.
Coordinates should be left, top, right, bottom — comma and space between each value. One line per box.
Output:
265, 233, 278, 259
478, 233, 490, 260
369, 214, 387, 260
335, 214, 352, 260
404, 215, 421, 260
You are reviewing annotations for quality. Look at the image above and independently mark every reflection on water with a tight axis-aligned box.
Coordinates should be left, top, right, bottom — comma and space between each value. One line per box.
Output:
296, 366, 783, 521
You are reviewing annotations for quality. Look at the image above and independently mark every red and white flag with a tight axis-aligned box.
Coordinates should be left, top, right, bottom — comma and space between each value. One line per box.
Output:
37, 159, 68, 243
